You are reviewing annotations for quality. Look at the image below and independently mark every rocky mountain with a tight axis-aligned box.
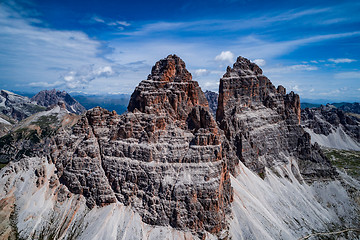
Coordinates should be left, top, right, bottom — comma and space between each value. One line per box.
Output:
55, 55, 232, 238
301, 104, 360, 150
0, 114, 13, 137
0, 90, 46, 122
0, 102, 80, 166
204, 90, 218, 117
216, 57, 334, 180
31, 89, 86, 114
0, 55, 359, 240
337, 102, 360, 114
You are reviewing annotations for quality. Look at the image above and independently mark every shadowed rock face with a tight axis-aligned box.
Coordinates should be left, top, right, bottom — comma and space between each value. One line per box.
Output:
54, 55, 232, 237
204, 90, 218, 117
216, 56, 335, 180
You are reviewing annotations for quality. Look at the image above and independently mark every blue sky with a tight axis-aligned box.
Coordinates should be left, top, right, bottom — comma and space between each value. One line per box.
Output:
0, 0, 359, 102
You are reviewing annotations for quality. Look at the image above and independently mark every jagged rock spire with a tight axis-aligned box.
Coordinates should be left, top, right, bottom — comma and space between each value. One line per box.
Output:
216, 56, 335, 179
128, 54, 208, 121
147, 54, 192, 82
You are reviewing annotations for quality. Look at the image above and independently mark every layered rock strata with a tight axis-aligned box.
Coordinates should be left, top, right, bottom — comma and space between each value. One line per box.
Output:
216, 56, 336, 180
53, 55, 232, 237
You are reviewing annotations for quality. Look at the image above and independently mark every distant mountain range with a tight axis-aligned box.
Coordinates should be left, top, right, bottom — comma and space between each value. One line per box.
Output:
301, 102, 360, 112
301, 104, 360, 151
72, 94, 130, 115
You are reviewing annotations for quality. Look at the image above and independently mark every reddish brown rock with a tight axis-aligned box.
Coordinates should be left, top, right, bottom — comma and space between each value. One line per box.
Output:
53, 55, 232, 237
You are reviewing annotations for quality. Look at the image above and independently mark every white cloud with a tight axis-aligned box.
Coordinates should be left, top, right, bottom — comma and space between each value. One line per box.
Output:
115, 21, 130, 27
204, 81, 219, 87
215, 51, 234, 63
328, 58, 356, 63
319, 89, 341, 96
266, 64, 318, 73
90, 15, 130, 28
62, 65, 116, 89
193, 69, 209, 77
291, 85, 302, 92
310, 60, 318, 63
334, 71, 360, 79
91, 16, 105, 23
28, 81, 63, 88
320, 18, 347, 25
253, 59, 266, 67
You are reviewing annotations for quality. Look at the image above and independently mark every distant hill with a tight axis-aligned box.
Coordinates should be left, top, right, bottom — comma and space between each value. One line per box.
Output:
333, 102, 360, 114
301, 101, 360, 113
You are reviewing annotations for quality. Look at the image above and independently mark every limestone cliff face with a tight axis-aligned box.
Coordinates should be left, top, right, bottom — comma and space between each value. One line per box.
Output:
54, 55, 232, 237
216, 56, 335, 180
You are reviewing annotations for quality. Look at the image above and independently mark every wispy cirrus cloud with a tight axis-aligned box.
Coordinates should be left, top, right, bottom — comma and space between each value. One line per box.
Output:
89, 15, 130, 30
334, 71, 360, 79
118, 7, 331, 37
328, 58, 356, 63
265, 64, 318, 74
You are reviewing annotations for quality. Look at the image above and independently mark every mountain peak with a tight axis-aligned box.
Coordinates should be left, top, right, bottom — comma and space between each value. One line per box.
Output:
147, 54, 192, 82
224, 56, 263, 77
31, 89, 85, 114
128, 55, 208, 120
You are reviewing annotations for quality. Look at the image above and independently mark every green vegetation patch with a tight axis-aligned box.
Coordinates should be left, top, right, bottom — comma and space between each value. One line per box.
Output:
0, 163, 7, 169
323, 148, 360, 179
25, 104, 46, 114
33, 115, 58, 128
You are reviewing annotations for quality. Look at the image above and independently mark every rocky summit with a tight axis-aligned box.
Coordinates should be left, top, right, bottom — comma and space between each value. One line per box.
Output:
216, 56, 335, 180
31, 89, 86, 115
54, 55, 232, 237
0, 55, 359, 240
